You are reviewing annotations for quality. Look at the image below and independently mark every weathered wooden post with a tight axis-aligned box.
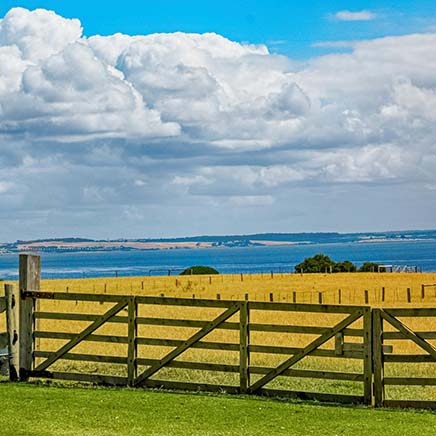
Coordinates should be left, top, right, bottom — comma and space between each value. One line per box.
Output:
127, 297, 137, 387
239, 301, 249, 393
5, 284, 19, 381
373, 309, 385, 407
19, 254, 40, 381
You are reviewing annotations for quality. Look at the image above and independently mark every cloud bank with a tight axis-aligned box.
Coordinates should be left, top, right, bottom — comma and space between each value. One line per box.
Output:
0, 7, 435, 239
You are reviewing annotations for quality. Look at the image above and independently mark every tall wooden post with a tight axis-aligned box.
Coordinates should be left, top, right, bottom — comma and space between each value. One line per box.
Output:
5, 284, 19, 381
127, 297, 137, 386
373, 309, 385, 407
19, 254, 40, 380
239, 301, 250, 393
362, 307, 373, 406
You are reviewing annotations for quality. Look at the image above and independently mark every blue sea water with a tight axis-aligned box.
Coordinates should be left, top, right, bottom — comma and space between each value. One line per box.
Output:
1, 240, 436, 280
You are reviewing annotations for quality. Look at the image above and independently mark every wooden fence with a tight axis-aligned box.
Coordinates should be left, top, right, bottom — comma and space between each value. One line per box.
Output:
2, 254, 436, 409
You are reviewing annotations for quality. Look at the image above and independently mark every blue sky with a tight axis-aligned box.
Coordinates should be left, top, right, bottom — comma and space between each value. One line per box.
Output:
2, 0, 436, 57
0, 3, 436, 239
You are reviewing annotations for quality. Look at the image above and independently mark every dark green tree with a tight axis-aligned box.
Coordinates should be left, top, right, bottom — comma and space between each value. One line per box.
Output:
295, 254, 336, 273
180, 266, 219, 275
358, 262, 381, 272
333, 261, 357, 273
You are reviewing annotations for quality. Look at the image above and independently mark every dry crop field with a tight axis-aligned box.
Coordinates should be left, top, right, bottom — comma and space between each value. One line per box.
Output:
34, 271, 436, 305
3, 272, 436, 402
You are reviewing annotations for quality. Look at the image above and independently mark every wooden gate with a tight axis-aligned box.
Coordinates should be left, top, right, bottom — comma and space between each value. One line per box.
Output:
373, 308, 436, 409
18, 288, 372, 406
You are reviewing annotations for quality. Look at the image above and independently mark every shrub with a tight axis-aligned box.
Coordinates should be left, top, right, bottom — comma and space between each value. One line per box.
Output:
180, 266, 219, 275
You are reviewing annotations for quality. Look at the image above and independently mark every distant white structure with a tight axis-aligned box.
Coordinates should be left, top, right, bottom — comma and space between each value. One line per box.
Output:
377, 265, 420, 273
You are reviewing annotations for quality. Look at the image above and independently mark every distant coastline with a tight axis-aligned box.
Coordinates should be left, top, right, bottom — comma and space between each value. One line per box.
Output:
1, 230, 436, 255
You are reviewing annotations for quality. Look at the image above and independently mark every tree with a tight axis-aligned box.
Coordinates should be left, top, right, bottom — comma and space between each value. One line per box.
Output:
180, 266, 219, 275
295, 254, 336, 273
333, 261, 357, 273
358, 262, 381, 272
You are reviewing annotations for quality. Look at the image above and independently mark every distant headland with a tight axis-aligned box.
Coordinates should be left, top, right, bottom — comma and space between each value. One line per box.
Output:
1, 230, 436, 254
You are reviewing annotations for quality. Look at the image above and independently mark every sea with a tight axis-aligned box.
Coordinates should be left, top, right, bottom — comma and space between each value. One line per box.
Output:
1, 240, 436, 280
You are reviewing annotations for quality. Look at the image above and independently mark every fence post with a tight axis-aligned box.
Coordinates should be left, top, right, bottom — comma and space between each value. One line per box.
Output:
19, 254, 40, 381
373, 308, 385, 407
5, 284, 19, 381
239, 301, 250, 394
363, 307, 372, 406
127, 296, 137, 386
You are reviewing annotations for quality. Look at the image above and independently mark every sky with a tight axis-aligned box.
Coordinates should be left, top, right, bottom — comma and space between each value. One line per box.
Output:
0, 2, 436, 240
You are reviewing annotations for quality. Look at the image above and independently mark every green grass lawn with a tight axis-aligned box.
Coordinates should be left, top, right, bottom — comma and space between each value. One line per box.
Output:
1, 382, 435, 436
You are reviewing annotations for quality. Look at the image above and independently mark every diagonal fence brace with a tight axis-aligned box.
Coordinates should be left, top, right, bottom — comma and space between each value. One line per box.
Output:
382, 310, 436, 360
134, 303, 240, 387
249, 309, 363, 393
35, 299, 129, 372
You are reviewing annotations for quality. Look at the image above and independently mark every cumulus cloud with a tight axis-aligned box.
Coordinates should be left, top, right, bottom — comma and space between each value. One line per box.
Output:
334, 10, 377, 22
0, 7, 435, 238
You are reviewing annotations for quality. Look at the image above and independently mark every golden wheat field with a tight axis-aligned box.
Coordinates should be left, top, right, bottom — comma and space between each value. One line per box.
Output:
3, 272, 436, 400
33, 271, 436, 305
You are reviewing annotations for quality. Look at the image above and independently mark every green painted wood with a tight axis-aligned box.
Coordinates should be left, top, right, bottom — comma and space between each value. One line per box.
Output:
248, 309, 363, 393
34, 299, 128, 372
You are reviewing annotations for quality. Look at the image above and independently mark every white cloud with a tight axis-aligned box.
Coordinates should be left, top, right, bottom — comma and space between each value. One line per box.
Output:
334, 10, 377, 22
0, 7, 436, 238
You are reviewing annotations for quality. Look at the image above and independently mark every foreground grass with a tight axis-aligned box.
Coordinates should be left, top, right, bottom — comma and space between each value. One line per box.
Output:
1, 383, 436, 436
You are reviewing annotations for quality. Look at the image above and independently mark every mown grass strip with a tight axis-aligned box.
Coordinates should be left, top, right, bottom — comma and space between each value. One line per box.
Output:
1, 383, 436, 436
